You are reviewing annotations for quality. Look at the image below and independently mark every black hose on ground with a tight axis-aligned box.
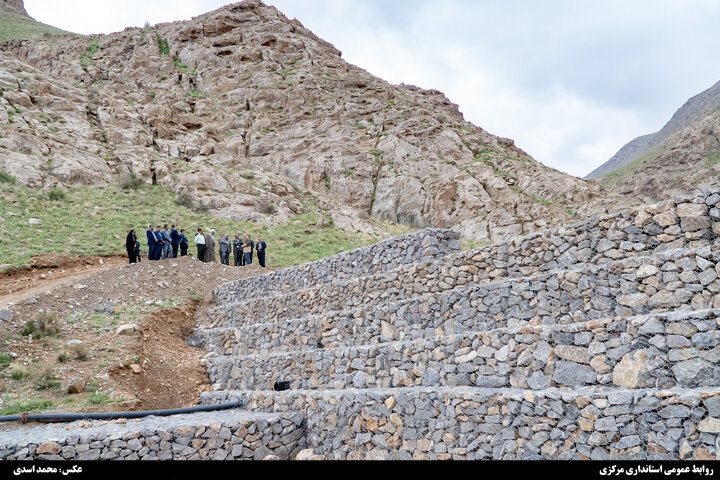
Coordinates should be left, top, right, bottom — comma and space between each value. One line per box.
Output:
0, 401, 243, 424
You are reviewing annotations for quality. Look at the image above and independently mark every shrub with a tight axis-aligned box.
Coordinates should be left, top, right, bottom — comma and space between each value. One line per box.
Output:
119, 172, 145, 190
258, 201, 277, 215
0, 170, 16, 184
175, 192, 194, 209
34, 370, 61, 390
157, 36, 169, 55
0, 354, 11, 367
10, 367, 26, 380
22, 313, 60, 339
57, 352, 68, 363
47, 187, 66, 201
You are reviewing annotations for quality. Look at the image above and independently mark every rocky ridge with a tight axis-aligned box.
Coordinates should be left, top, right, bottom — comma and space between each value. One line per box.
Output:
587, 79, 720, 203
596, 103, 720, 203
0, 0, 611, 242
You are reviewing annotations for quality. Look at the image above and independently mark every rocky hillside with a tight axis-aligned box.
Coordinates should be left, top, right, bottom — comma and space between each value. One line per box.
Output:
0, 0, 609, 243
586, 79, 720, 189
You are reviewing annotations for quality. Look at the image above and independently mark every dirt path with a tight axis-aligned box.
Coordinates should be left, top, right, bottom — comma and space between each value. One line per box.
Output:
0, 254, 126, 308
0, 255, 269, 416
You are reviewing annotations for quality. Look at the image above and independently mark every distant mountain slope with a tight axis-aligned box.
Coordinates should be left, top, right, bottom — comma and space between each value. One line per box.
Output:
586, 80, 720, 180
592, 105, 720, 203
0, 0, 72, 43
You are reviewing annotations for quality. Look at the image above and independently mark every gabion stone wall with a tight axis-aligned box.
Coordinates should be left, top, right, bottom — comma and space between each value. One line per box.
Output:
213, 228, 461, 305
197, 188, 720, 460
0, 410, 304, 461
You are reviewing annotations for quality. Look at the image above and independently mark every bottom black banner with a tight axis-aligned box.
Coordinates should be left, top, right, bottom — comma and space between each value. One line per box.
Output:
2, 460, 719, 480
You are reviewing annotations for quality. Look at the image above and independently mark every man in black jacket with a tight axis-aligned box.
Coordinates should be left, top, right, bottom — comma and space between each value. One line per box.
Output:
170, 224, 181, 258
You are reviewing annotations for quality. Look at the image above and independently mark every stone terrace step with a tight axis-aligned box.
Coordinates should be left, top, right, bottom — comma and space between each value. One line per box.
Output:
202, 195, 720, 327
0, 409, 305, 461
213, 189, 720, 309
205, 309, 720, 392
198, 244, 720, 353
213, 228, 461, 305
200, 385, 720, 460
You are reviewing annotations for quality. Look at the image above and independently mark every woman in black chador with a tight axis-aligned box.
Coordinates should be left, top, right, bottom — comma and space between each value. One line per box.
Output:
126, 230, 138, 264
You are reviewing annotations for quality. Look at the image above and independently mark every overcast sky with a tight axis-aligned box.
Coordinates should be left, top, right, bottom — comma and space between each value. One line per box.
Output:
24, 0, 720, 178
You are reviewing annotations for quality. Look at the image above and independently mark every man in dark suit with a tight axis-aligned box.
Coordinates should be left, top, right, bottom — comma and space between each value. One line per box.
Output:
146, 224, 158, 261
154, 225, 165, 260
255, 237, 267, 268
179, 229, 189, 257
170, 224, 181, 258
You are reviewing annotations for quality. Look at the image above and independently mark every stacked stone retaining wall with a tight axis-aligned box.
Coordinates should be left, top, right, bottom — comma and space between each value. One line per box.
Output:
213, 228, 461, 304
0, 410, 304, 461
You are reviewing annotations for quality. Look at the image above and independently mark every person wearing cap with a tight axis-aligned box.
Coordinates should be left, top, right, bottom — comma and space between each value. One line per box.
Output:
194, 228, 206, 261
203, 228, 216, 263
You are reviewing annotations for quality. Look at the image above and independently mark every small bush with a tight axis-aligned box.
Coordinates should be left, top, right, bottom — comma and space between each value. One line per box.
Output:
175, 192, 194, 209
57, 352, 68, 363
157, 36, 169, 55
0, 354, 11, 367
119, 172, 145, 190
258, 201, 277, 215
34, 370, 61, 390
71, 344, 87, 361
10, 367, 26, 380
188, 289, 203, 302
23, 313, 60, 339
0, 170, 16, 184
47, 187, 66, 201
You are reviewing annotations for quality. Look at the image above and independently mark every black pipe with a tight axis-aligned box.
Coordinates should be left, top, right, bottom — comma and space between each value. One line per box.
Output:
0, 401, 243, 424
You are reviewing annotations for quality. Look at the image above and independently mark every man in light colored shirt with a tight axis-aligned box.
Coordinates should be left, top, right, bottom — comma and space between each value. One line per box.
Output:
195, 228, 206, 261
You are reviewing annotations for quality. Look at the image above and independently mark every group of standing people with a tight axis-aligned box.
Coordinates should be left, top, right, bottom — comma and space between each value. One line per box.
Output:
194, 228, 266, 268
136, 224, 189, 261
125, 224, 267, 267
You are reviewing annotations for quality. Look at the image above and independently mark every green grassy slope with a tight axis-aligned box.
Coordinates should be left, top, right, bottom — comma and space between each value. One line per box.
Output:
0, 11, 72, 43
0, 182, 381, 269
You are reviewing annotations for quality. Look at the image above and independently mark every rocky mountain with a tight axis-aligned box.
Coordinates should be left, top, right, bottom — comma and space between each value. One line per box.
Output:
1, 0, 27, 16
0, 0, 610, 242
586, 79, 720, 182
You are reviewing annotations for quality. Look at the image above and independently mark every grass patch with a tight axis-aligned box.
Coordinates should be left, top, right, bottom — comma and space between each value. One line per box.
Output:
34, 370, 61, 390
10, 366, 26, 380
188, 89, 206, 99
47, 187, 67, 201
22, 313, 60, 339
88, 392, 125, 405
599, 146, 666, 185
0, 170, 16, 184
0, 184, 379, 269
0, 353, 11, 367
462, 238, 490, 251
0, 397, 54, 415
157, 35, 170, 55
704, 152, 720, 167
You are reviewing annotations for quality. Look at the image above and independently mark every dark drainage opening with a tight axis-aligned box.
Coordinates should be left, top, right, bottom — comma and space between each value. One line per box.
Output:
274, 381, 290, 391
